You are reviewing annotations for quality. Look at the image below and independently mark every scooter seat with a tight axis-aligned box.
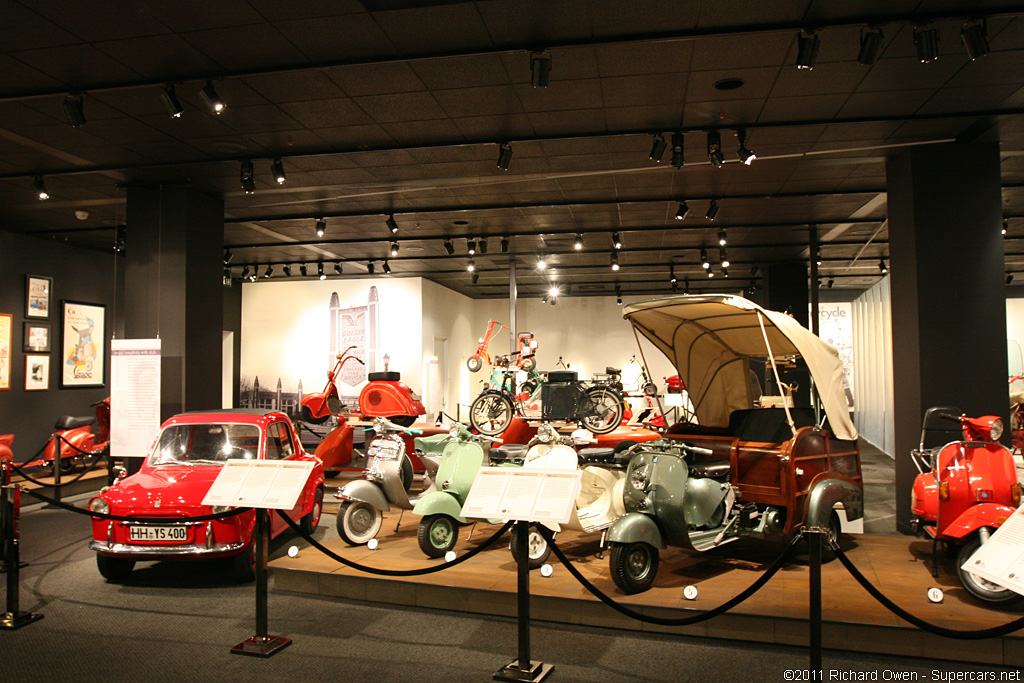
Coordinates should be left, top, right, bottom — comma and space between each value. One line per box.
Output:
688, 458, 731, 481
491, 444, 528, 463
54, 415, 95, 430
605, 367, 621, 375
578, 447, 615, 464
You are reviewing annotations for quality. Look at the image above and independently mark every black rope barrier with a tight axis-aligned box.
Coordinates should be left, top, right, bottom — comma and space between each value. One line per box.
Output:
538, 525, 801, 627
833, 544, 1024, 639
11, 448, 107, 488
276, 509, 513, 577
19, 486, 251, 523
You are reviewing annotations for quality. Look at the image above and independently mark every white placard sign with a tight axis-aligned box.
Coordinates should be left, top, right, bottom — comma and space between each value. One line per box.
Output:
202, 459, 317, 510
461, 467, 582, 525
110, 339, 161, 459
960, 505, 1024, 596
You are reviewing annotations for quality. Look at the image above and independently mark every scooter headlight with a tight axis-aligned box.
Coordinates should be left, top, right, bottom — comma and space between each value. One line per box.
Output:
536, 423, 556, 443
989, 418, 1004, 441
449, 424, 461, 439
88, 497, 109, 515
630, 467, 650, 491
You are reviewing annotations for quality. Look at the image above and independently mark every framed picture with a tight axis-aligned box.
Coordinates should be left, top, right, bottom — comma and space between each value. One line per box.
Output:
25, 354, 49, 391
26, 275, 52, 319
61, 300, 106, 388
24, 321, 51, 352
0, 313, 9, 391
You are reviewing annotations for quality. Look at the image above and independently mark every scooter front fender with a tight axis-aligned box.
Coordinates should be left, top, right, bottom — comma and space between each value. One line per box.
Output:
940, 503, 1018, 540
412, 491, 467, 523
606, 512, 665, 549
804, 476, 864, 530
337, 479, 390, 512
314, 422, 354, 468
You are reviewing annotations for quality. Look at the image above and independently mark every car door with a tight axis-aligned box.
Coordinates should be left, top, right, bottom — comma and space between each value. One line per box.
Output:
265, 420, 297, 536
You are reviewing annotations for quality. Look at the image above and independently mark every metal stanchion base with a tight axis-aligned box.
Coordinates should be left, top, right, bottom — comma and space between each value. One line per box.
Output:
230, 635, 292, 658
493, 659, 553, 682
0, 611, 43, 630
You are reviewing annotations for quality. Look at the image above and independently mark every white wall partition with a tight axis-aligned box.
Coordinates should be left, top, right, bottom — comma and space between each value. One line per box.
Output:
851, 277, 894, 456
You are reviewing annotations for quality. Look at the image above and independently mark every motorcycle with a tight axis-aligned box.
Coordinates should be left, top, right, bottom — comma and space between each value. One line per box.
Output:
910, 406, 1022, 604
411, 422, 502, 557
23, 398, 110, 473
333, 417, 437, 546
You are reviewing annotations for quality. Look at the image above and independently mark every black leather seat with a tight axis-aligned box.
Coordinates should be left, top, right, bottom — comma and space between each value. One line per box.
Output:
727, 408, 818, 443
605, 367, 620, 375
578, 447, 614, 464
688, 458, 731, 481
54, 415, 95, 430
491, 444, 528, 462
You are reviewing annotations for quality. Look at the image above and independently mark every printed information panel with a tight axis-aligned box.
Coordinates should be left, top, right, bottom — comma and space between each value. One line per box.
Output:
461, 467, 582, 525
960, 505, 1024, 596
111, 338, 161, 459
202, 459, 316, 510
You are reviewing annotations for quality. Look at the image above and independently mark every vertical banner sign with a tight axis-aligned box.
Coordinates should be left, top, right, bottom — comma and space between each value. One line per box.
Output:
111, 339, 161, 459
817, 302, 855, 409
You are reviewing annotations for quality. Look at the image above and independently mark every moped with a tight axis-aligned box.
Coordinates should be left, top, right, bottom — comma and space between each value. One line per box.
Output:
467, 320, 509, 373
412, 422, 502, 557
23, 398, 111, 473
910, 406, 1022, 604
334, 417, 437, 545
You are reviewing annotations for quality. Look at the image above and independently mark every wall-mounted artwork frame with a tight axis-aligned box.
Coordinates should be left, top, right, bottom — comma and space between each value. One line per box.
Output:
0, 313, 10, 391
26, 275, 52, 319
24, 321, 51, 352
61, 300, 105, 388
25, 354, 49, 391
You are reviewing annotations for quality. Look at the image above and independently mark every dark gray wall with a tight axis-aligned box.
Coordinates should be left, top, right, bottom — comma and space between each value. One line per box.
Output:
0, 230, 118, 461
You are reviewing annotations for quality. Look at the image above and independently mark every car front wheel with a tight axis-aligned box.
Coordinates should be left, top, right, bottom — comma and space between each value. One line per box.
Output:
96, 554, 135, 581
300, 487, 324, 536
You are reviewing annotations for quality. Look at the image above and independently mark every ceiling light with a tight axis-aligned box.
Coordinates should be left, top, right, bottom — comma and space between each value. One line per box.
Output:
548, 286, 559, 298
467, 259, 475, 272
675, 202, 689, 220
367, 261, 375, 275
264, 265, 274, 278
610, 253, 619, 271
574, 233, 584, 250
612, 231, 622, 250
383, 260, 391, 274
827, 278, 835, 288
537, 256, 547, 270
300, 264, 308, 277
720, 249, 730, 269
879, 258, 888, 274
249, 270, 258, 283
706, 200, 720, 221
615, 284, 622, 305
722, 267, 729, 278
497, 143, 513, 171
223, 248, 233, 265
467, 238, 476, 255
796, 30, 820, 70
1003, 219, 1009, 236
707, 268, 715, 278
857, 26, 884, 65
670, 265, 677, 284
271, 158, 286, 184
283, 264, 292, 277
479, 238, 488, 254
471, 272, 479, 284
531, 51, 551, 88
200, 81, 225, 114
649, 134, 667, 162
390, 241, 399, 257
500, 236, 509, 253
241, 266, 250, 279
961, 19, 989, 60
444, 239, 455, 255
736, 128, 755, 165
63, 94, 86, 127
315, 219, 326, 237
160, 85, 184, 118
386, 215, 399, 234
718, 229, 727, 246
670, 133, 685, 168
701, 248, 710, 269
334, 262, 343, 275
915, 22, 939, 63
707, 131, 725, 168
815, 247, 822, 266
32, 176, 49, 201
240, 160, 255, 194
318, 262, 325, 280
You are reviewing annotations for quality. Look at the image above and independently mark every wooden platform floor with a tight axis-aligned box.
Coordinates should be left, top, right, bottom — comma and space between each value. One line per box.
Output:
272, 512, 1024, 666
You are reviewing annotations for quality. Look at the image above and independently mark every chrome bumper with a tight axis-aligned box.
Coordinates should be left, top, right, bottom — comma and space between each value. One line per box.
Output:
89, 540, 246, 557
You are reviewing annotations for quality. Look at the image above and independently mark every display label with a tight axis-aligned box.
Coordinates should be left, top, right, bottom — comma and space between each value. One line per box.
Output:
959, 506, 1024, 596
111, 339, 161, 459
202, 459, 316, 510
461, 467, 581, 525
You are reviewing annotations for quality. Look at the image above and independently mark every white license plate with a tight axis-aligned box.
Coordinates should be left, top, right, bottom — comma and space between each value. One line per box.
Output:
128, 525, 189, 543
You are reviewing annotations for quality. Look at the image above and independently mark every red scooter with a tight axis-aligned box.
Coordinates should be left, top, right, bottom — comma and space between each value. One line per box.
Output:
467, 320, 508, 373
911, 406, 1022, 604
22, 398, 111, 473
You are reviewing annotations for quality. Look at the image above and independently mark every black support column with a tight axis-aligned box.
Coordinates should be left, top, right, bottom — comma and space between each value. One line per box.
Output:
887, 143, 1007, 533
124, 187, 225, 420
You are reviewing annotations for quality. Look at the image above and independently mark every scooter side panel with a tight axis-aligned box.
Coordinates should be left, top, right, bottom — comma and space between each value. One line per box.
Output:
939, 502, 1017, 540
338, 479, 390, 512
412, 491, 468, 523
314, 422, 354, 468
435, 441, 486, 497
684, 476, 730, 528
606, 512, 665, 549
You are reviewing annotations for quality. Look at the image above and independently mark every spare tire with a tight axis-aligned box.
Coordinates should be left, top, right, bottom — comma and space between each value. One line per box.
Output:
548, 370, 577, 383
368, 371, 401, 382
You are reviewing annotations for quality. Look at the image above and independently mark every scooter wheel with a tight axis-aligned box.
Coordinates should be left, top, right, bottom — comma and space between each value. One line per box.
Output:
467, 356, 483, 373
957, 535, 1024, 604
337, 501, 383, 546
417, 515, 458, 558
510, 524, 550, 569
608, 542, 659, 594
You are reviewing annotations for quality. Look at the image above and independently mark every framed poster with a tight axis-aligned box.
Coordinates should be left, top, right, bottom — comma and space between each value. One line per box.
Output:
24, 321, 51, 352
61, 301, 106, 388
0, 313, 9, 390
25, 354, 49, 391
26, 275, 52, 319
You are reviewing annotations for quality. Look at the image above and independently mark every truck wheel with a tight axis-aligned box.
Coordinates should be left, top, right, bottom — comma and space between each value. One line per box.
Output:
96, 554, 135, 581
957, 534, 1023, 604
467, 356, 483, 373
418, 515, 458, 558
300, 487, 324, 536
609, 542, 659, 594
509, 524, 550, 569
337, 501, 382, 546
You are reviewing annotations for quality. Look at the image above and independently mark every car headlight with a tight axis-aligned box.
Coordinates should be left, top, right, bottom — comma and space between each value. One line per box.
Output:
88, 497, 109, 515
990, 418, 1004, 441
210, 505, 232, 514
630, 467, 650, 491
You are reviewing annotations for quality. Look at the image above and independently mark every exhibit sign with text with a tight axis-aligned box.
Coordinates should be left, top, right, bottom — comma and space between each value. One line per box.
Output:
960, 505, 1024, 597
461, 467, 582, 525
202, 459, 317, 510
111, 339, 161, 459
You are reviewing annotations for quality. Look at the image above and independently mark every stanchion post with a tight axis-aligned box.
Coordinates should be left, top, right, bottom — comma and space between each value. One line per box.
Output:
231, 508, 291, 657
808, 528, 823, 673
0, 459, 8, 571
494, 520, 552, 682
1, 481, 43, 630
52, 445, 61, 505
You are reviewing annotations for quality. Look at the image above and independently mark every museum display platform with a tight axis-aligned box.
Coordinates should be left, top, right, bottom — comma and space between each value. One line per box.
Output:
272, 512, 1024, 667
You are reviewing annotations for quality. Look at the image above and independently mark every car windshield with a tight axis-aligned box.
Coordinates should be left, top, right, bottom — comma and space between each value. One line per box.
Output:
149, 423, 260, 466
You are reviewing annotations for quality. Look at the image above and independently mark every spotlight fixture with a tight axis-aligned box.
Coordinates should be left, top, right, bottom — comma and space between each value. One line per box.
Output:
796, 29, 820, 70
160, 85, 184, 118
718, 229, 727, 246
736, 128, 755, 165
961, 19, 989, 60
914, 22, 939, 63
383, 260, 391, 274
719, 249, 730, 269
300, 264, 308, 277
317, 262, 325, 280
615, 284, 623, 305
814, 247, 822, 266
649, 134, 667, 162
334, 262, 343, 275
223, 249, 233, 265
1004, 219, 1009, 236
879, 258, 888, 274
1008, 273, 1015, 285
706, 200, 720, 221
367, 261, 375, 275
497, 142, 513, 171
500, 236, 510, 253
443, 239, 455, 255
223, 267, 231, 284
612, 232, 622, 250
857, 26, 884, 65
675, 201, 690, 220
390, 241, 399, 257
479, 238, 488, 254
700, 248, 710, 269
264, 264, 274, 278
271, 158, 286, 184
574, 233, 584, 250
240, 160, 255, 194
283, 264, 292, 277
750, 265, 759, 277
386, 215, 399, 234
32, 176, 49, 201
531, 51, 551, 88
471, 271, 479, 284
722, 267, 729, 278
548, 286, 560, 298
707, 268, 715, 278
610, 253, 619, 271
240, 266, 250, 279
467, 239, 477, 256
827, 277, 835, 289
315, 219, 326, 237
200, 80, 226, 114
537, 256, 547, 270
670, 265, 677, 284
467, 259, 475, 272
670, 132, 685, 168
683, 278, 690, 294
63, 94, 86, 127
671, 281, 678, 292
706, 131, 724, 168
249, 270, 258, 283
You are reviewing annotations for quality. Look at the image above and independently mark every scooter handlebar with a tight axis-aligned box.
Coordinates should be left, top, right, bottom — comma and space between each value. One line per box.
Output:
403, 427, 423, 435
681, 443, 714, 456
478, 435, 503, 443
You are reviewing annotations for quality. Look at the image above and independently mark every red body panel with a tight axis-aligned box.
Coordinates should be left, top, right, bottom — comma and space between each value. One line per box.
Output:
301, 389, 336, 420
314, 422, 354, 468
592, 425, 662, 448
358, 381, 425, 419
0, 434, 13, 462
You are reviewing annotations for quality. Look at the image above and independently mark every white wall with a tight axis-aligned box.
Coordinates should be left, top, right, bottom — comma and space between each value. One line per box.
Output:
851, 277, 894, 456
420, 279, 478, 416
